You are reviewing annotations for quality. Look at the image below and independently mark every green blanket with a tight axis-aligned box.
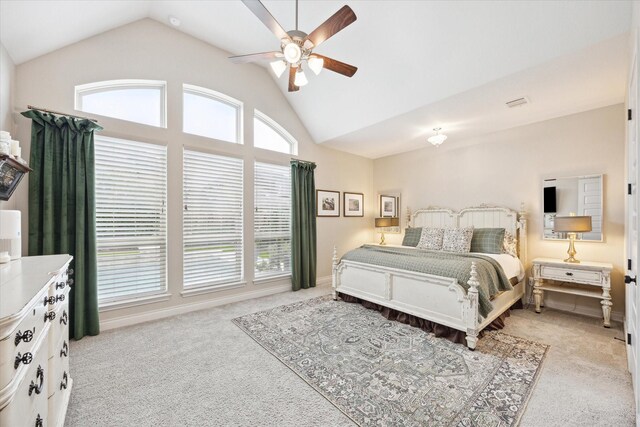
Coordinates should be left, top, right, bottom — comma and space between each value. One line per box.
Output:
340, 245, 513, 318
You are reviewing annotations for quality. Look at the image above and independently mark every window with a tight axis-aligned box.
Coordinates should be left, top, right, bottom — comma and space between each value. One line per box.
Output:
183, 84, 242, 143
254, 110, 297, 155
75, 80, 166, 127
95, 136, 167, 303
254, 162, 291, 279
183, 150, 244, 289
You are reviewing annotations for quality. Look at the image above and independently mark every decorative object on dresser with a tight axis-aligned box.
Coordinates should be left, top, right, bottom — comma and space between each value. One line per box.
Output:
374, 217, 399, 245
343, 192, 364, 217
233, 296, 548, 426
0, 153, 31, 201
0, 210, 22, 261
532, 257, 613, 327
0, 255, 73, 427
333, 204, 527, 349
552, 215, 592, 263
316, 189, 340, 217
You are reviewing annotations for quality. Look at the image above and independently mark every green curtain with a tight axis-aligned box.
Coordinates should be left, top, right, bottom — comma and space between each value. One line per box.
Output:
22, 110, 102, 340
291, 160, 317, 291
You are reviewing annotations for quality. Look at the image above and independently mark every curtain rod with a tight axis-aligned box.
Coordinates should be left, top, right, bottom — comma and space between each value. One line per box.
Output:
27, 105, 99, 123
291, 158, 315, 164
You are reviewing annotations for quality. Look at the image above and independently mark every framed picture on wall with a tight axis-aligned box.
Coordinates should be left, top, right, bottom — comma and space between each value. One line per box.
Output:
0, 154, 30, 201
316, 190, 340, 217
343, 192, 364, 217
380, 195, 397, 217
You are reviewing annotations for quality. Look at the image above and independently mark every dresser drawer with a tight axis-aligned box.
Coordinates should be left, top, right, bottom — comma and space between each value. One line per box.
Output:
48, 296, 69, 358
0, 293, 49, 392
48, 273, 70, 313
0, 330, 49, 427
48, 334, 70, 398
540, 265, 602, 285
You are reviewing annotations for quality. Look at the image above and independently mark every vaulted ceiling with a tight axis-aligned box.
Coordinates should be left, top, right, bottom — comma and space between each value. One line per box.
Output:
0, 1, 633, 158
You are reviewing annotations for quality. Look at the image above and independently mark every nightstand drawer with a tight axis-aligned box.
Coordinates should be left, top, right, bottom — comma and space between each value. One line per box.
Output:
540, 265, 601, 285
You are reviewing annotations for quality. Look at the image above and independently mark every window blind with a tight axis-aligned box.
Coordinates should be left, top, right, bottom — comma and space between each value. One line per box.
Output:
95, 136, 167, 303
183, 150, 244, 288
254, 162, 291, 279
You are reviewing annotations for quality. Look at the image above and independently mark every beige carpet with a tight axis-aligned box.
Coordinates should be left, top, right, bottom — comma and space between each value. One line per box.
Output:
67, 287, 634, 426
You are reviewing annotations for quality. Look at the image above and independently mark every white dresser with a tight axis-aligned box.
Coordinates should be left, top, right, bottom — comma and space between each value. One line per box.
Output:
0, 255, 73, 427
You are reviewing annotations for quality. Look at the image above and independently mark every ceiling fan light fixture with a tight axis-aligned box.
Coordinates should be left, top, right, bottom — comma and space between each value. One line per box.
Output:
427, 128, 447, 147
308, 56, 324, 75
283, 42, 302, 64
294, 68, 308, 87
270, 60, 287, 78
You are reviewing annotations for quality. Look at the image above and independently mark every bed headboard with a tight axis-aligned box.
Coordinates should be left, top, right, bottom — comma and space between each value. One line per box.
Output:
410, 204, 528, 264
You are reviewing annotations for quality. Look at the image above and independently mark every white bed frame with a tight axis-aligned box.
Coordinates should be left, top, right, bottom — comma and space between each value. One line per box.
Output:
332, 204, 527, 350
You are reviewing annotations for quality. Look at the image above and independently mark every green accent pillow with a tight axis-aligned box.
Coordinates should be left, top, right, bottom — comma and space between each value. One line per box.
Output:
402, 227, 422, 247
470, 228, 506, 254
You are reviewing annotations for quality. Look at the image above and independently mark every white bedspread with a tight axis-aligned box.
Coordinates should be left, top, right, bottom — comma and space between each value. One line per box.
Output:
472, 252, 524, 282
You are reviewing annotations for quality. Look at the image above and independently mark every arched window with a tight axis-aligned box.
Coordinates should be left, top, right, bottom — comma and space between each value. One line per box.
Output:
183, 84, 242, 143
75, 80, 166, 127
254, 110, 298, 155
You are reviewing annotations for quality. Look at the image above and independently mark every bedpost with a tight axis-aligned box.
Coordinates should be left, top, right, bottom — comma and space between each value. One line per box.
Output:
332, 246, 338, 301
465, 262, 480, 350
518, 201, 528, 271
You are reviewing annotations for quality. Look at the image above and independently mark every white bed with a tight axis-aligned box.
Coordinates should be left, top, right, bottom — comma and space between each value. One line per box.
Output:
331, 204, 527, 350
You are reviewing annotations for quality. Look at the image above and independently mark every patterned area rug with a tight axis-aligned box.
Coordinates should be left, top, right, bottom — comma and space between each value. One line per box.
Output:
233, 296, 549, 427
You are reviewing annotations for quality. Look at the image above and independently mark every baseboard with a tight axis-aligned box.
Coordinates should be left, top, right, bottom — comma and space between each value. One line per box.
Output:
101, 283, 291, 331
542, 299, 624, 323
101, 276, 333, 331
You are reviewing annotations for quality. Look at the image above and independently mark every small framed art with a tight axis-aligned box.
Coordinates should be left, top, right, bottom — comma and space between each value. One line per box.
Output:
380, 195, 397, 217
343, 192, 364, 217
0, 154, 30, 201
316, 190, 340, 217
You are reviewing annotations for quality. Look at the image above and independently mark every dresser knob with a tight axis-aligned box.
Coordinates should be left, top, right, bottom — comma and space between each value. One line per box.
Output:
56, 294, 65, 302
67, 278, 74, 286
60, 341, 68, 357
35, 414, 43, 427
14, 329, 34, 346
60, 371, 68, 390
55, 281, 66, 290
60, 310, 68, 325
67, 268, 74, 275
44, 296, 56, 306
28, 365, 44, 396
565, 272, 573, 276
15, 352, 33, 369
44, 311, 56, 322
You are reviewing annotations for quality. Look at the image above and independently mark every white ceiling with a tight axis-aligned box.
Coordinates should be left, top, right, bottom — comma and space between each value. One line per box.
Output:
0, 1, 633, 158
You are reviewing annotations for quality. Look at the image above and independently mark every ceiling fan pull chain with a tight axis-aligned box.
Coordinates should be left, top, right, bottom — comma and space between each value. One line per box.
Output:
295, 0, 298, 31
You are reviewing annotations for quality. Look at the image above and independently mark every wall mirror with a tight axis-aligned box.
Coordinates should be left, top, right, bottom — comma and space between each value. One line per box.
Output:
377, 192, 401, 234
542, 174, 603, 241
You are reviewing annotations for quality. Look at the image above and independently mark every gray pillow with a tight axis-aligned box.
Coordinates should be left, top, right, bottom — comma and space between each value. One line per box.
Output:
470, 228, 506, 254
402, 227, 422, 247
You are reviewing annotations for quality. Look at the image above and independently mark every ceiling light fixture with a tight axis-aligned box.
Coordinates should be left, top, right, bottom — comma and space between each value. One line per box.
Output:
428, 128, 447, 147
283, 42, 302, 64
307, 56, 324, 75
294, 67, 308, 87
270, 60, 287, 78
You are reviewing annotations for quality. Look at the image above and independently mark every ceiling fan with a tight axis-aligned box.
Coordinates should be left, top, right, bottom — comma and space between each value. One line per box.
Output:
229, 0, 358, 92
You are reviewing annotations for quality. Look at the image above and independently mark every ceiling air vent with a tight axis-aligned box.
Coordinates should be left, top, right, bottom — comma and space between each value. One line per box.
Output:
506, 97, 530, 108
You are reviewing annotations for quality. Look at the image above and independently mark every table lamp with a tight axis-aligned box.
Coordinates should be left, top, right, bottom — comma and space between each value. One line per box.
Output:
553, 215, 592, 263
375, 217, 399, 245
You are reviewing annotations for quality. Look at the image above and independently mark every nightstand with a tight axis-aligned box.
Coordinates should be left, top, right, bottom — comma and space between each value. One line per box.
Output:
532, 257, 613, 327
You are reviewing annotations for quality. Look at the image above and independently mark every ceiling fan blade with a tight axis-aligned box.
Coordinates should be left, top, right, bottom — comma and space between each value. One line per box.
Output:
241, 0, 291, 42
288, 66, 299, 92
229, 51, 282, 64
311, 54, 357, 77
305, 5, 357, 49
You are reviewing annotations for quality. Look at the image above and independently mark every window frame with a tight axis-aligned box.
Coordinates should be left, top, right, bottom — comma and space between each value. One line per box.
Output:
75, 79, 167, 128
182, 84, 244, 144
253, 109, 298, 155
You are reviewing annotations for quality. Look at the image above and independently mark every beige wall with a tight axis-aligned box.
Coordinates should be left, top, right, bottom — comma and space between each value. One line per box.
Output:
0, 42, 16, 210
12, 19, 374, 326
374, 104, 626, 320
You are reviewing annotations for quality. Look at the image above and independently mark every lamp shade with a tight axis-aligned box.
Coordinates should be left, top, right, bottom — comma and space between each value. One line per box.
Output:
553, 216, 592, 233
0, 210, 21, 239
375, 217, 399, 228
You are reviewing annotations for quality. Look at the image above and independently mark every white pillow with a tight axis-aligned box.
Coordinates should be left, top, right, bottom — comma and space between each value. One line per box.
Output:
503, 230, 518, 257
417, 227, 444, 250
442, 226, 474, 253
